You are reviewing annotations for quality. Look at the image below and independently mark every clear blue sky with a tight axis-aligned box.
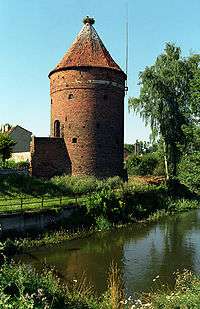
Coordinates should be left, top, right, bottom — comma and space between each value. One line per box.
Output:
0, 0, 199, 143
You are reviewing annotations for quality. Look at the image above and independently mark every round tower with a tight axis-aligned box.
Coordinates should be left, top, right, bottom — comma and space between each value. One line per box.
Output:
49, 17, 126, 178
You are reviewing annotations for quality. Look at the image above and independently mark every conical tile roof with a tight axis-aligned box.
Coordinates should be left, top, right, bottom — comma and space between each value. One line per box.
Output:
49, 17, 125, 76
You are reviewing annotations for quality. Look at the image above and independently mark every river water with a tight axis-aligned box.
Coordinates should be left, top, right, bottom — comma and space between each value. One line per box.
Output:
18, 209, 200, 297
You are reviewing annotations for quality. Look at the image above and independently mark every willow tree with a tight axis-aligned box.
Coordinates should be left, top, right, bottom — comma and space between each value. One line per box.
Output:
129, 43, 200, 180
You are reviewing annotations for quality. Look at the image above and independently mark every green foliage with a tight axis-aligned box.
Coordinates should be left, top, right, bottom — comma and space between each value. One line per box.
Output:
182, 124, 200, 152
129, 43, 200, 178
52, 175, 122, 196
0, 174, 63, 197
168, 198, 200, 212
0, 262, 98, 309
95, 216, 111, 231
0, 160, 29, 169
178, 151, 200, 193
190, 63, 200, 117
83, 184, 170, 227
0, 133, 16, 165
124, 143, 134, 153
147, 270, 200, 308
126, 152, 165, 176
84, 188, 122, 224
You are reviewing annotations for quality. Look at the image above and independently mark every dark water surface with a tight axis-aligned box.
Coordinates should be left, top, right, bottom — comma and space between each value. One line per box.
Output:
17, 209, 200, 296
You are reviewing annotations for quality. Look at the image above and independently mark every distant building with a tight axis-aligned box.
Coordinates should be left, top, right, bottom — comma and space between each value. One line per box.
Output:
0, 124, 32, 162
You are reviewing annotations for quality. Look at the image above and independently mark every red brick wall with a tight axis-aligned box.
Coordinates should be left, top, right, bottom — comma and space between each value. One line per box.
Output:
30, 137, 71, 178
49, 67, 125, 178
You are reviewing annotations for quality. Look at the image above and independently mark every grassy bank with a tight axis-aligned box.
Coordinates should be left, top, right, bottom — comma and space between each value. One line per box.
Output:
0, 174, 121, 212
1, 197, 199, 254
0, 261, 199, 308
140, 270, 200, 308
0, 174, 199, 251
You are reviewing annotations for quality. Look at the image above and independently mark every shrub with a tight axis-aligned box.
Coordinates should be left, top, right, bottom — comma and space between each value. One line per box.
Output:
145, 270, 200, 308
0, 160, 29, 169
0, 262, 98, 309
178, 151, 200, 193
52, 175, 122, 196
126, 152, 164, 176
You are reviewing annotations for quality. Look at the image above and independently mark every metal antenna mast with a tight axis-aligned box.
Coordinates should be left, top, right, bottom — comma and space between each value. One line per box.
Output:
125, 3, 129, 95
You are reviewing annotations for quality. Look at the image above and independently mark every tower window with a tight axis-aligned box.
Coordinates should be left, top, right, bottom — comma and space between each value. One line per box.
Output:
68, 93, 74, 100
103, 94, 108, 100
54, 120, 60, 137
72, 137, 77, 143
96, 123, 100, 128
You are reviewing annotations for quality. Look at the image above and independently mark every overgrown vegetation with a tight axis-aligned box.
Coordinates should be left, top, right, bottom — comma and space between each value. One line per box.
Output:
126, 152, 165, 176
0, 261, 200, 309
178, 151, 200, 194
0, 160, 29, 169
0, 262, 98, 309
0, 174, 122, 198
142, 270, 200, 308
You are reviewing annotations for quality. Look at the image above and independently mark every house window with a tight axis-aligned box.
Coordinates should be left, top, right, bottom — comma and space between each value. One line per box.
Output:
72, 137, 77, 143
54, 120, 60, 137
103, 94, 108, 100
68, 93, 74, 100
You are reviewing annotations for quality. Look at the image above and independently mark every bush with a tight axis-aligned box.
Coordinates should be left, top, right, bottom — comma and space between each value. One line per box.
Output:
83, 184, 169, 226
52, 175, 98, 196
0, 262, 98, 309
126, 152, 164, 176
52, 175, 123, 196
178, 151, 200, 193
145, 270, 200, 308
0, 160, 29, 169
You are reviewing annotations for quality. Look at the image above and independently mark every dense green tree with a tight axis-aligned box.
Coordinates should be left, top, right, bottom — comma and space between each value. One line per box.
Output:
0, 133, 16, 166
178, 152, 200, 193
129, 43, 200, 179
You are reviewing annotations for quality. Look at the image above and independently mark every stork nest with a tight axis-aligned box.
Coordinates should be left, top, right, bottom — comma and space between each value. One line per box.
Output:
83, 16, 95, 25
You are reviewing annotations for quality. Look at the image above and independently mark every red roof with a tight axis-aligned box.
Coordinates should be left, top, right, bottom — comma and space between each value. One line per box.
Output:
49, 19, 125, 76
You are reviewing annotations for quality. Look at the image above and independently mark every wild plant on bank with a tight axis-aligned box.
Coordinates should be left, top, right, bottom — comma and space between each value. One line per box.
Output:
106, 263, 125, 309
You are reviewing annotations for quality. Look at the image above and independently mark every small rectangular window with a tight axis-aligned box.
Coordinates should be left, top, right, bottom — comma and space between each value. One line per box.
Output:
68, 94, 74, 100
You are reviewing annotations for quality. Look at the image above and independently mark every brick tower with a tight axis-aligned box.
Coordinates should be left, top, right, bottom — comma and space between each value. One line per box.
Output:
49, 17, 126, 178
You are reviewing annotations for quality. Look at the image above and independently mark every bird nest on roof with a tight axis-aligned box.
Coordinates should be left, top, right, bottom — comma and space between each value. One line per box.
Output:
83, 16, 95, 25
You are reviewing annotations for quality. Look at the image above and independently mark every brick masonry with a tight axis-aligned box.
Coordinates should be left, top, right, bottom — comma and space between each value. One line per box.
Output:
30, 137, 71, 178
31, 19, 126, 179
50, 67, 125, 177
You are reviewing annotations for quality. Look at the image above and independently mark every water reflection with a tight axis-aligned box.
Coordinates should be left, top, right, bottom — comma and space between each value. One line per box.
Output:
18, 209, 200, 295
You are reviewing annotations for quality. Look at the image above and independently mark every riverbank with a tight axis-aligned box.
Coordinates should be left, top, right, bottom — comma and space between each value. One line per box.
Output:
1, 260, 200, 308
0, 174, 199, 250
1, 174, 200, 308
1, 195, 199, 254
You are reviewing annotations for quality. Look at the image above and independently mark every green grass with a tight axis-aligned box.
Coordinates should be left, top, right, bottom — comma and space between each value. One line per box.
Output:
0, 262, 98, 309
141, 270, 200, 308
1, 261, 200, 308
0, 196, 88, 213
